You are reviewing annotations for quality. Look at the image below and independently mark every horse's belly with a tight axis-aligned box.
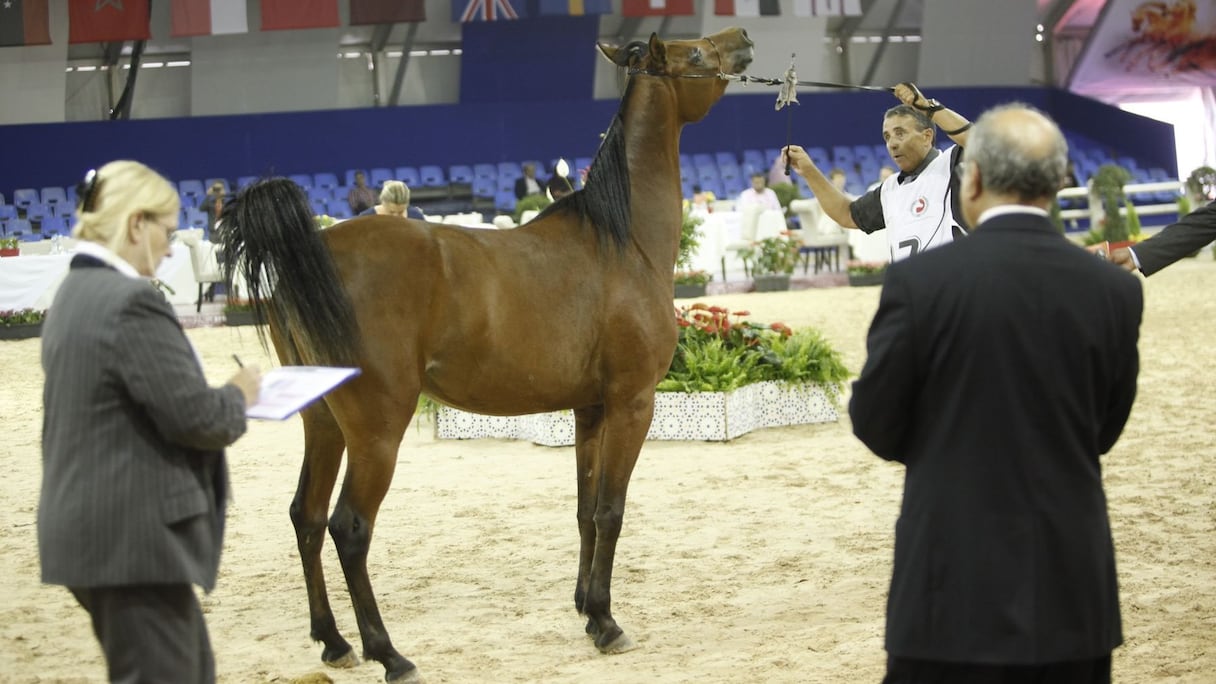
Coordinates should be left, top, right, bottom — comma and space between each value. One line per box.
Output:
422, 355, 598, 416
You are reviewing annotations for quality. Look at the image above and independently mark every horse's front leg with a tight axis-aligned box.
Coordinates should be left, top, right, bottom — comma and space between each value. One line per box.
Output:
328, 399, 418, 683
572, 405, 606, 615
289, 403, 358, 669
581, 393, 651, 653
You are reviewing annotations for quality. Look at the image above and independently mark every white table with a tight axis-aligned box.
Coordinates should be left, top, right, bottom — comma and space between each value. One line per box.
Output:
687, 209, 787, 278
0, 243, 197, 311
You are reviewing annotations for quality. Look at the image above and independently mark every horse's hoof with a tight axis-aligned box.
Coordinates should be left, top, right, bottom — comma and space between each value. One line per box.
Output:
322, 647, 360, 669
386, 663, 421, 683
597, 631, 637, 654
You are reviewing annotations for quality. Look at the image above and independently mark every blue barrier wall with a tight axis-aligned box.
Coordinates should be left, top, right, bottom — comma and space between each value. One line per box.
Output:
0, 86, 1175, 197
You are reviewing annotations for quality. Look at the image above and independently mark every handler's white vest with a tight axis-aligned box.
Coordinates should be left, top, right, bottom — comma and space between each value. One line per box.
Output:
880, 147, 962, 262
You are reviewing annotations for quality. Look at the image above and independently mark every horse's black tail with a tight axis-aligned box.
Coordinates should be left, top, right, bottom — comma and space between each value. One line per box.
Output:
216, 179, 360, 367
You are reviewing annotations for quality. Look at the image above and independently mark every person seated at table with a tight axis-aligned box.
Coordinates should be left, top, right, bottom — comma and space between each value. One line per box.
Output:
737, 172, 781, 213
359, 180, 424, 220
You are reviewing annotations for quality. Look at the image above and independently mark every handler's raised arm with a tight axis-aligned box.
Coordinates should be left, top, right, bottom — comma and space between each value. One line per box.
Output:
894, 82, 971, 148
784, 145, 858, 229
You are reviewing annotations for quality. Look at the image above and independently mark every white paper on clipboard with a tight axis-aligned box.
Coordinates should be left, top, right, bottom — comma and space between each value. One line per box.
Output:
246, 366, 361, 421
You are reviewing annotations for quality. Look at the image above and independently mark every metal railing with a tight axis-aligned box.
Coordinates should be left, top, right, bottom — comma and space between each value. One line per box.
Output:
1056, 180, 1185, 225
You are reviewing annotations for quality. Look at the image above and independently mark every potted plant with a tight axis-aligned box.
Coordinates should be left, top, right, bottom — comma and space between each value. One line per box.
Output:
769, 181, 802, 211
0, 307, 47, 340
742, 233, 799, 292
512, 193, 551, 224
846, 260, 888, 287
0, 236, 19, 258
1086, 163, 1134, 248
674, 208, 712, 298
1185, 165, 1215, 209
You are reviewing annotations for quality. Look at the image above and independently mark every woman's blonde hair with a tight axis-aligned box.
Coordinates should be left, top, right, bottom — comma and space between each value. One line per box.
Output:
379, 180, 410, 206
73, 160, 180, 253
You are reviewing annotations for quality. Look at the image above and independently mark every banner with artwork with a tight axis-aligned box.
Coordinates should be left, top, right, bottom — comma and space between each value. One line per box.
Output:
1069, 0, 1216, 91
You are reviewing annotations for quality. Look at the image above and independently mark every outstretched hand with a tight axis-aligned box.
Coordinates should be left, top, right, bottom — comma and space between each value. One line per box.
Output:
893, 82, 927, 108
783, 145, 813, 176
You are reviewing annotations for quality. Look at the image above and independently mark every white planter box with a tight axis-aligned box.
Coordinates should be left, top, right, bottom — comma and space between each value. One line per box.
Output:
434, 381, 838, 446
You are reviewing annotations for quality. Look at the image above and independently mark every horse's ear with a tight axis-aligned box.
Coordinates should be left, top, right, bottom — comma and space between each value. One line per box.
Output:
599, 40, 648, 68
647, 33, 667, 67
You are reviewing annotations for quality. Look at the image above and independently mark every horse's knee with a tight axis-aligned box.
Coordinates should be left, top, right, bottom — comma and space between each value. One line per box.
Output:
290, 499, 329, 552
328, 507, 372, 561
593, 506, 624, 539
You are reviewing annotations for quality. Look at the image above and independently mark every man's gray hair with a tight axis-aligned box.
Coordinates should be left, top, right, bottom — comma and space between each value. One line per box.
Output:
966, 102, 1068, 202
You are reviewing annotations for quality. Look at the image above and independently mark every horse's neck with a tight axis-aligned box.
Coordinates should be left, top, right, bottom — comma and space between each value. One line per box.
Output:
623, 81, 684, 267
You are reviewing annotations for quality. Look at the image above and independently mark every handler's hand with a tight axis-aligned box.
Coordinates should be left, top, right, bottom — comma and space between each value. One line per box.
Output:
1110, 246, 1138, 272
783, 145, 814, 176
893, 82, 927, 108
228, 365, 263, 408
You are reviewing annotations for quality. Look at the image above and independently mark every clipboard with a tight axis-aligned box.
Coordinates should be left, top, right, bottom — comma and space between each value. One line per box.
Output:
246, 366, 361, 421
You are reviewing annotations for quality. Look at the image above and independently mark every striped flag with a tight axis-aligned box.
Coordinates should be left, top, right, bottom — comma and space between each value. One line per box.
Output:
535, 0, 612, 16
452, 0, 524, 22
68, 0, 151, 44
620, 0, 694, 16
0, 0, 51, 47
350, 0, 426, 24
715, 0, 780, 16
793, 0, 863, 17
170, 0, 248, 37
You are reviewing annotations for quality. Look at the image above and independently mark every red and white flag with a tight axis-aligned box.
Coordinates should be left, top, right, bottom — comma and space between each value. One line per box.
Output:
261, 0, 339, 31
170, 0, 248, 37
620, 0, 694, 17
68, 0, 151, 44
793, 0, 863, 17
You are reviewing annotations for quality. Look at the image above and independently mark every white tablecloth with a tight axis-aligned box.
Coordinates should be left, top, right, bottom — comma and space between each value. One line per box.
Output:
0, 243, 197, 311
687, 209, 787, 276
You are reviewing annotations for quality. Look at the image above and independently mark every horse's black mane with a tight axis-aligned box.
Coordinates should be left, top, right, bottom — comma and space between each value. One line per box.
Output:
536, 77, 636, 250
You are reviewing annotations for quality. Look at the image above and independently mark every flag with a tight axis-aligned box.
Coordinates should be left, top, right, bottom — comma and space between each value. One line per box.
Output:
535, 0, 612, 16
170, 0, 248, 37
350, 0, 426, 24
620, 0, 693, 16
69, 0, 151, 44
261, 0, 339, 31
452, 0, 525, 22
792, 0, 863, 17
715, 0, 779, 16
0, 0, 51, 47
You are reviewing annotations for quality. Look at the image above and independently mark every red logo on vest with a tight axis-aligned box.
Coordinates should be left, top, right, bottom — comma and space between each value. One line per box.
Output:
911, 197, 928, 216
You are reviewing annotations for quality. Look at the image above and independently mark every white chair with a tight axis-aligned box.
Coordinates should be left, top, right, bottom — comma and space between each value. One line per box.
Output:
520, 209, 540, 224
180, 228, 224, 312
789, 199, 850, 273
721, 204, 763, 282
709, 199, 736, 213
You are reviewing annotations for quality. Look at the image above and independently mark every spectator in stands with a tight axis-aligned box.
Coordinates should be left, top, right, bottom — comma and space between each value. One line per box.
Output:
737, 172, 781, 212
43, 160, 262, 684
785, 82, 972, 262
347, 171, 377, 215
202, 181, 226, 233
1111, 200, 1216, 275
514, 163, 544, 200
360, 180, 425, 220
852, 103, 1141, 684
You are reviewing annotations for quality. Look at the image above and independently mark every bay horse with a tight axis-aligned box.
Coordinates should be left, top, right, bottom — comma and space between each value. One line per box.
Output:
219, 28, 754, 683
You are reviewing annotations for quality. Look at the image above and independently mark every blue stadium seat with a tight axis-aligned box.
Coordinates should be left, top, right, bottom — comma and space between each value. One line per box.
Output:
472, 177, 496, 199
310, 197, 329, 215
715, 151, 738, 167
12, 188, 38, 210
497, 176, 516, 194
25, 202, 50, 222
237, 175, 259, 189
718, 163, 741, 181
7, 217, 32, 236
327, 198, 353, 219
418, 165, 446, 188
692, 153, 714, 168
313, 172, 339, 189
289, 174, 313, 189
308, 187, 333, 203
395, 167, 420, 187
497, 161, 522, 180
473, 163, 497, 180
696, 165, 720, 182
0, 205, 17, 220
38, 215, 69, 236
494, 190, 517, 213
369, 167, 394, 188
449, 165, 475, 184
807, 147, 830, 170
178, 180, 205, 207
184, 208, 207, 229
41, 187, 68, 208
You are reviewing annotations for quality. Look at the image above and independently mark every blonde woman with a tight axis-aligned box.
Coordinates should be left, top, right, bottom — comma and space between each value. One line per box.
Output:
39, 160, 262, 683
361, 179, 425, 220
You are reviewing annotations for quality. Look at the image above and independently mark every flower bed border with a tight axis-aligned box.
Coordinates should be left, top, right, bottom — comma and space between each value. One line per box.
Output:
434, 380, 838, 446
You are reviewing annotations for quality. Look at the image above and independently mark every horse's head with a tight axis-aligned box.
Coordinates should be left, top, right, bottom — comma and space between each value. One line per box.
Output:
597, 28, 754, 122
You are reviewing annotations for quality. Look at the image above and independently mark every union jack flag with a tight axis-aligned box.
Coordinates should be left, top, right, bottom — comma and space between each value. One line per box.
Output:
452, 0, 523, 22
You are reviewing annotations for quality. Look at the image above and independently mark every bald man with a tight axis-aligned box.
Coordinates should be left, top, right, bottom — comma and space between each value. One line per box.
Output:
850, 103, 1142, 684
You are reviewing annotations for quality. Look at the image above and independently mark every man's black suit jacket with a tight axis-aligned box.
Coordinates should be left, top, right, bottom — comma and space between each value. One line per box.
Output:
850, 211, 1142, 665
1132, 200, 1216, 276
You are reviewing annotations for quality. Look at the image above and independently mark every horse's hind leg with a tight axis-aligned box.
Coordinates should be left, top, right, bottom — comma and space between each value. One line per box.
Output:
289, 402, 359, 669
578, 397, 650, 654
328, 393, 418, 682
